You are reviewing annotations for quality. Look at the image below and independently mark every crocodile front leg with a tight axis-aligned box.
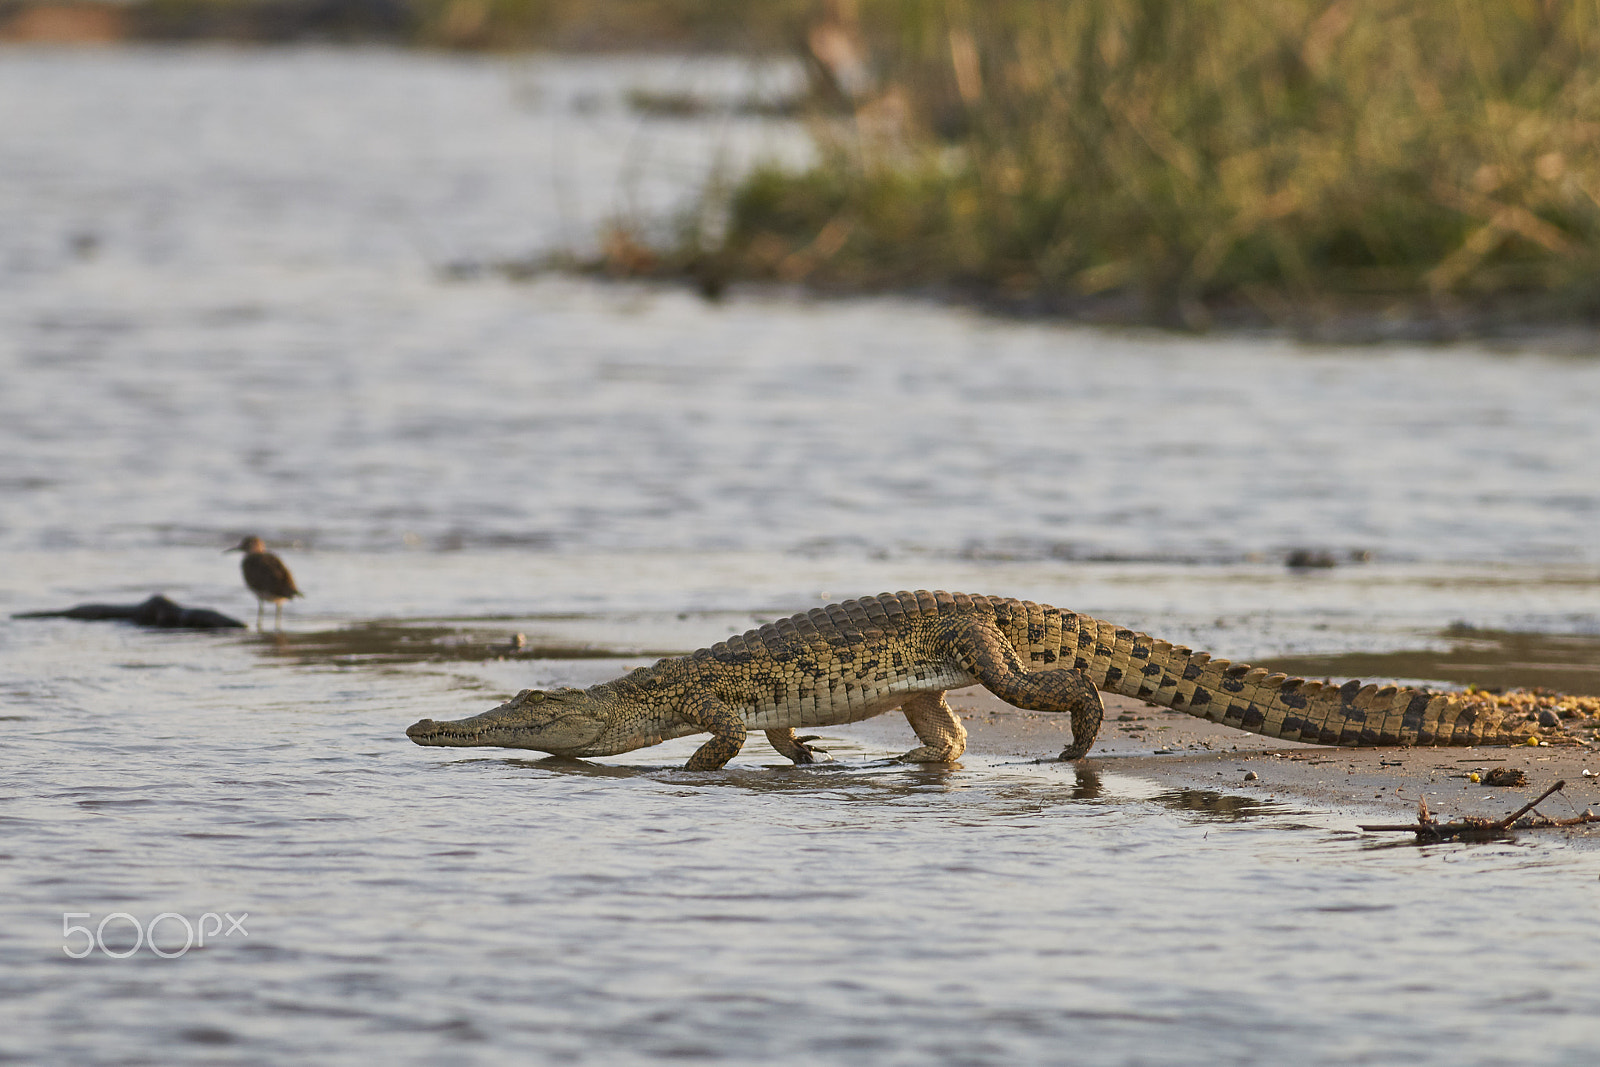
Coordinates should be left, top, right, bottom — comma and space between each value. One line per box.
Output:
764, 728, 830, 765
898, 691, 967, 762
681, 694, 748, 770
946, 618, 1105, 760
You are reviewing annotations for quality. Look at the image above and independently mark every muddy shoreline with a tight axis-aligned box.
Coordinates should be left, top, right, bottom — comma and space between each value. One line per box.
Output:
831, 688, 1600, 836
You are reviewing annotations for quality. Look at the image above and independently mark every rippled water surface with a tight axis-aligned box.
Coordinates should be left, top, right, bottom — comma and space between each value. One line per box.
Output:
3, 47, 1600, 1065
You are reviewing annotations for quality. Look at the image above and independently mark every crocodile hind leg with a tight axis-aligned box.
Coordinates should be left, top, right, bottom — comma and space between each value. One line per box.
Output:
946, 618, 1105, 760
898, 691, 967, 762
681, 694, 748, 770
764, 728, 830, 765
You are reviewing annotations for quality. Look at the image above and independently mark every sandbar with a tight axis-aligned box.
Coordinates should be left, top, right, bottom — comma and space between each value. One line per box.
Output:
830, 689, 1600, 836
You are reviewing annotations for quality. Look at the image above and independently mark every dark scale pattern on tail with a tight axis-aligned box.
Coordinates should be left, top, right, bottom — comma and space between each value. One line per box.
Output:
968, 594, 1546, 747
810, 591, 1575, 749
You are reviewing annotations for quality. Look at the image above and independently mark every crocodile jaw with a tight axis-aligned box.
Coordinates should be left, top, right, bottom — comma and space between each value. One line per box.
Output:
407, 687, 608, 756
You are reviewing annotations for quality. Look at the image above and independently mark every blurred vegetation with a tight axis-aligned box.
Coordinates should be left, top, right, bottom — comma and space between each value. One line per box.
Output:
16, 0, 1600, 329
37, 0, 814, 50
655, 0, 1600, 331
404, 0, 810, 51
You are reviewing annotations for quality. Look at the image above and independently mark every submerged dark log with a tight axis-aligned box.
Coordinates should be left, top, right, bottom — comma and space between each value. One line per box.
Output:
14, 595, 245, 630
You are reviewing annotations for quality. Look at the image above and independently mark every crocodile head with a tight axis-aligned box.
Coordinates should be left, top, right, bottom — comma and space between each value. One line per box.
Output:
406, 687, 612, 756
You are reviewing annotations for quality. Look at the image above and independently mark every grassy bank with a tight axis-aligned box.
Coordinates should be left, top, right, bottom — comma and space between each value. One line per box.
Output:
646, 0, 1600, 332
15, 0, 1600, 333
0, 0, 812, 51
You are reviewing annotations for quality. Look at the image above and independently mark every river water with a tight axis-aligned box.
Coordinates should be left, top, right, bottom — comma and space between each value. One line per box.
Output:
3, 46, 1600, 1065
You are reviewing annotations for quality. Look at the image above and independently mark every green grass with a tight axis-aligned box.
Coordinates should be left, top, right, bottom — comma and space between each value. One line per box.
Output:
658, 0, 1600, 329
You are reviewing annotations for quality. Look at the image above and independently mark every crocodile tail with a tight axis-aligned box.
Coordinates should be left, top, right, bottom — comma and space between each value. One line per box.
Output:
1022, 605, 1536, 747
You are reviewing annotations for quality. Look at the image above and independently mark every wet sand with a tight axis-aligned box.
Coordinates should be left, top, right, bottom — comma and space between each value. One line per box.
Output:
832, 689, 1600, 833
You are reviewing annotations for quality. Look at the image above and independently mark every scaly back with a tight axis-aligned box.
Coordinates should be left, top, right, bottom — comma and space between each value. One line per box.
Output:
717, 592, 1589, 747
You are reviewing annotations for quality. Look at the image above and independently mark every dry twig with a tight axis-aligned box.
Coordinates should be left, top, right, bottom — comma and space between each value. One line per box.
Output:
1359, 780, 1599, 842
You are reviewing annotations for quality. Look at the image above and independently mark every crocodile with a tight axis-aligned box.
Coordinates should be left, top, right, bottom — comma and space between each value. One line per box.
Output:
405, 590, 1600, 769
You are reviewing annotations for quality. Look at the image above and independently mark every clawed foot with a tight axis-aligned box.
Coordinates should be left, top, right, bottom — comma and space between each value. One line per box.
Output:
762, 729, 834, 765
791, 735, 832, 765
1058, 740, 1093, 761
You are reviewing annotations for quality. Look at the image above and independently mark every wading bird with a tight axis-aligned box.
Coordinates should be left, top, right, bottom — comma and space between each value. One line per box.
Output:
226, 536, 302, 630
